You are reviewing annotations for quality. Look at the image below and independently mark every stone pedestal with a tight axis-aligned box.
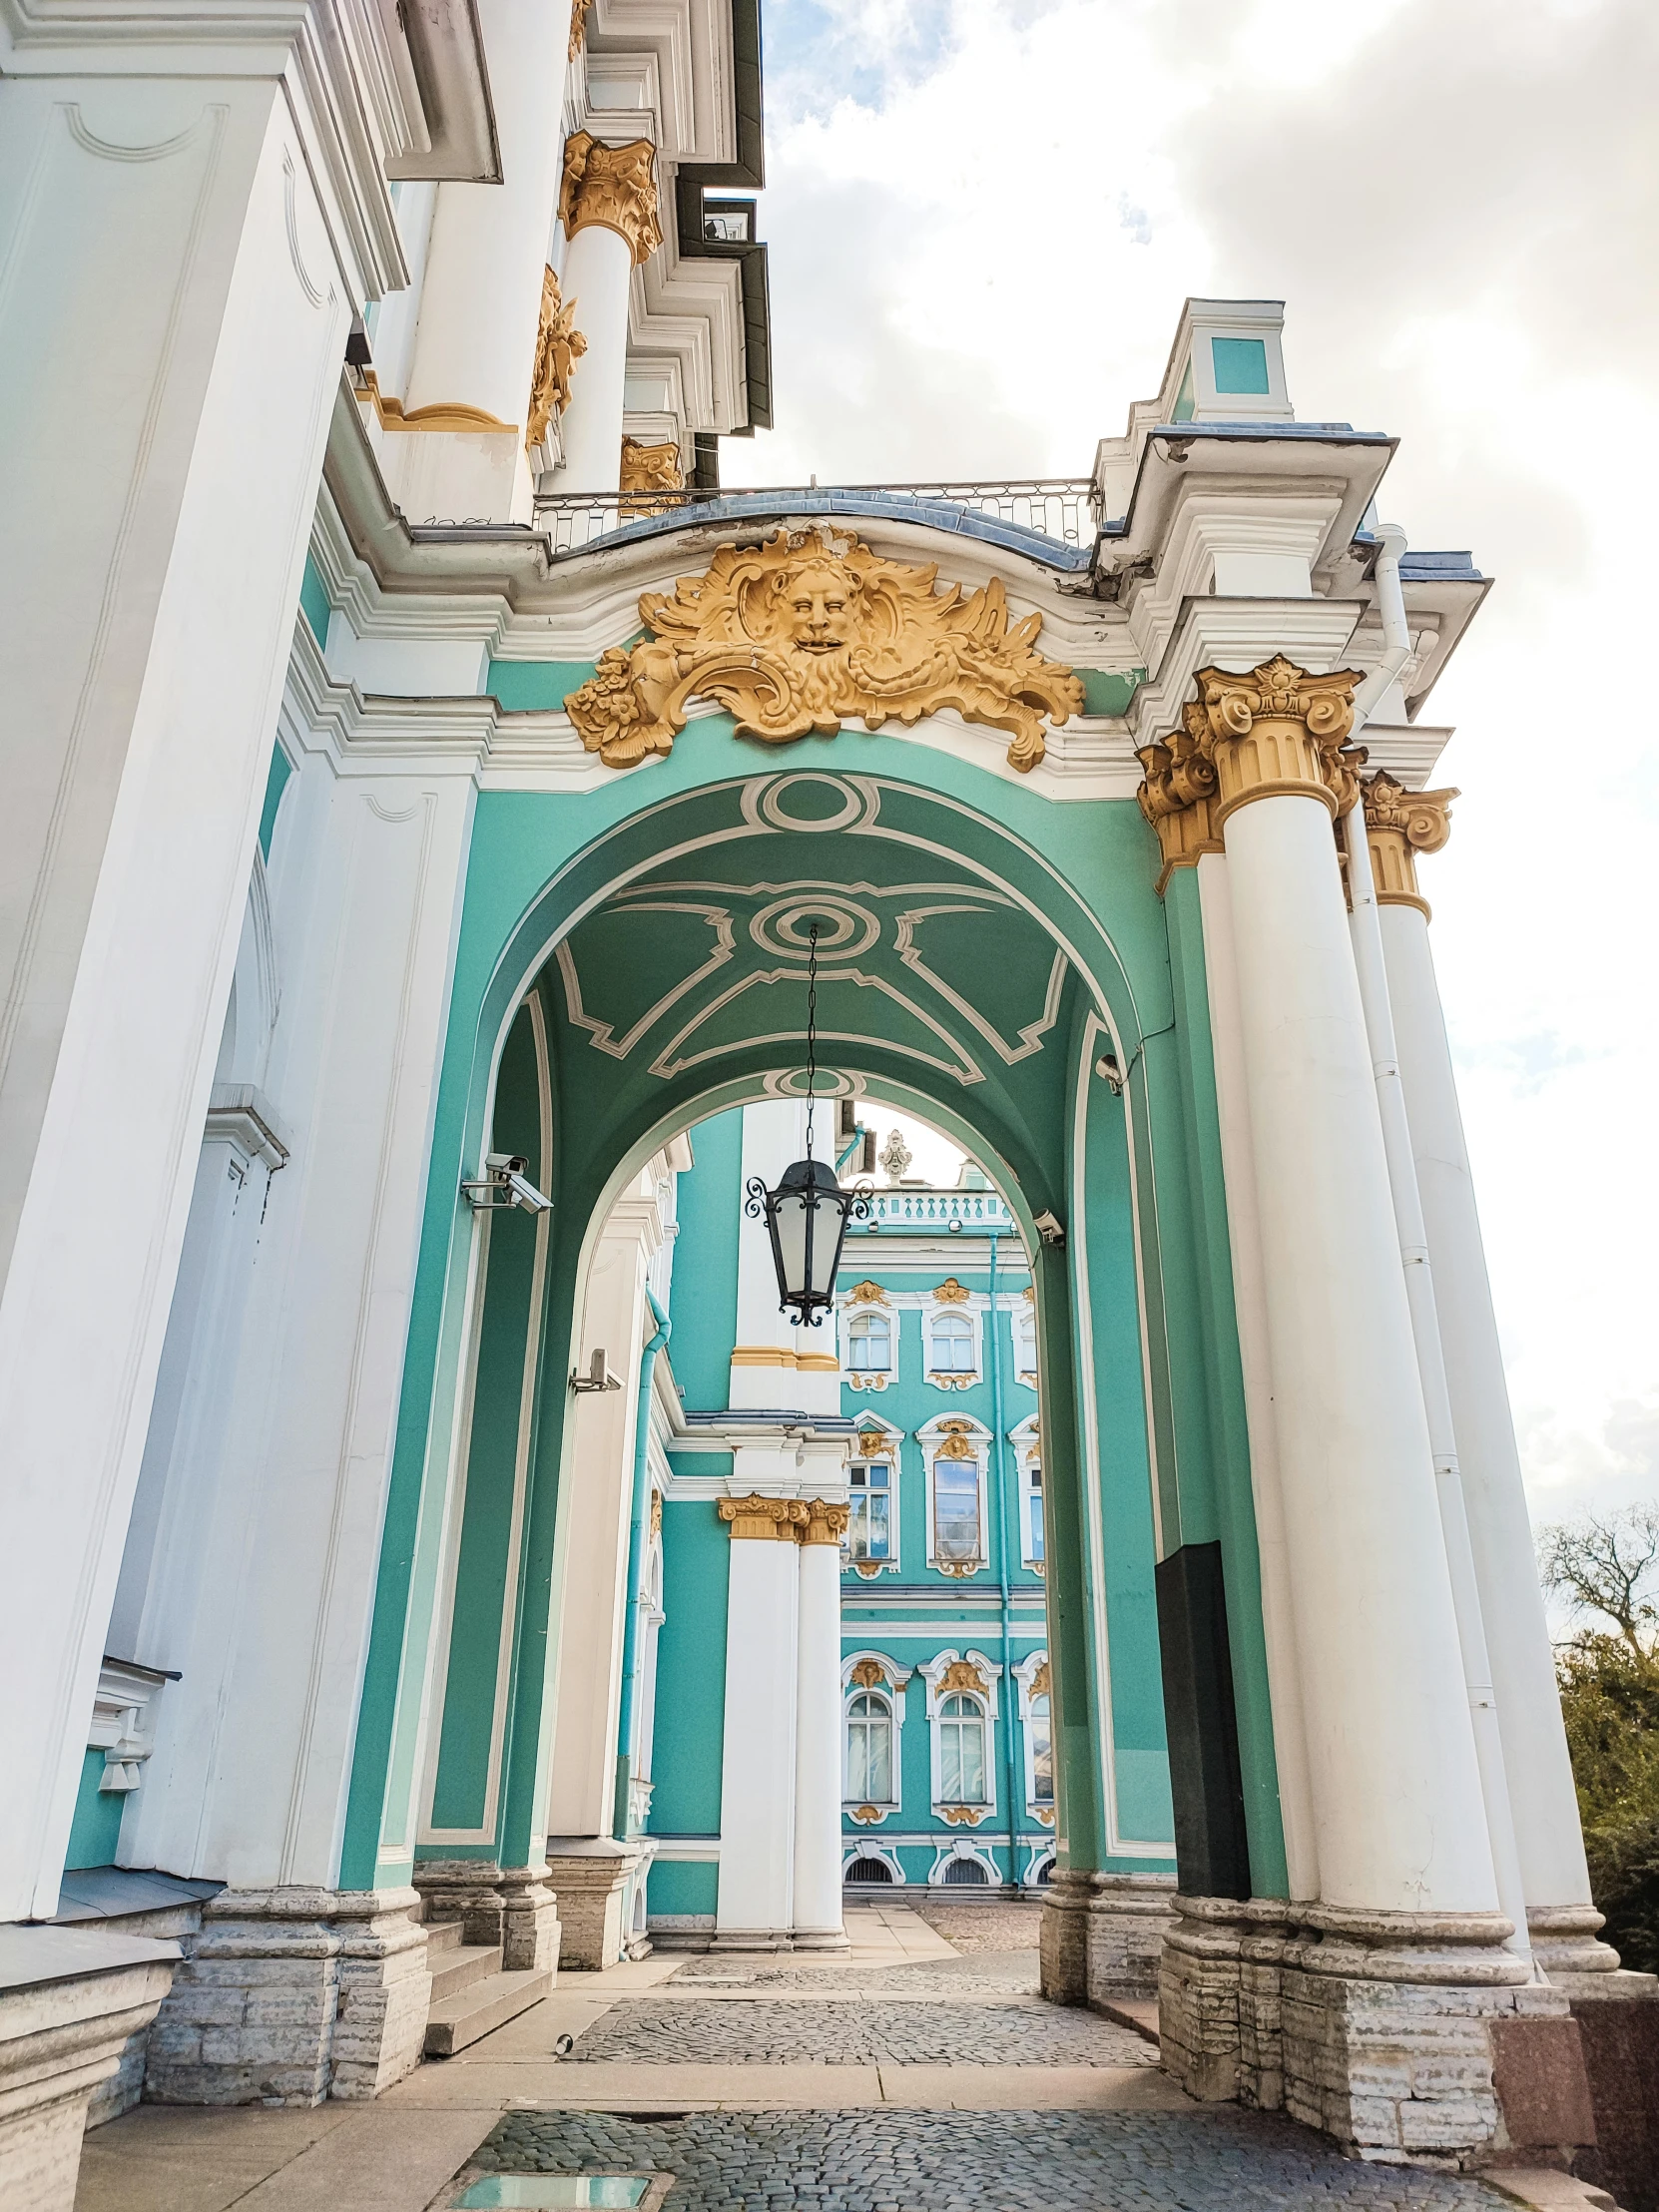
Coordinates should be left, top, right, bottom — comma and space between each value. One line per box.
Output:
144, 1887, 428, 2106
413, 1863, 561, 1972
1160, 1893, 1605, 2167
1038, 1868, 1092, 2004
1087, 1873, 1176, 2000
0, 1928, 178, 2210
543, 1842, 651, 1971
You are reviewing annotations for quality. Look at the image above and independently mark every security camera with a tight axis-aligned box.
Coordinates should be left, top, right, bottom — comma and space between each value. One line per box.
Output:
1033, 1210, 1066, 1247
570, 1347, 624, 1393
461, 1153, 554, 1214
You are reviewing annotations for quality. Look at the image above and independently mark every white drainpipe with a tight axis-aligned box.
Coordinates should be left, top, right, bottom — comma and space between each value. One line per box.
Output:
1342, 525, 1535, 1966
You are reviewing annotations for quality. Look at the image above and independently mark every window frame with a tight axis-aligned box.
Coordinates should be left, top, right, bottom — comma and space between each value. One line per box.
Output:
841, 1653, 912, 1813
920, 1419, 990, 1576
920, 1647, 1002, 1816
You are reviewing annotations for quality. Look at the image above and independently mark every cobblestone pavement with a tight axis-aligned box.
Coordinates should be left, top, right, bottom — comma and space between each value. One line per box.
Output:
670, 1949, 1039, 1997
474, 2108, 1516, 2210
567, 1998, 1149, 2067
904, 1900, 1046, 1954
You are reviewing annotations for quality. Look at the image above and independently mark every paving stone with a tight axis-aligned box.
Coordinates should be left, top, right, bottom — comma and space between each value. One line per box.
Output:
566, 1999, 1149, 2068
669, 1950, 1040, 1997
473, 2108, 1518, 2209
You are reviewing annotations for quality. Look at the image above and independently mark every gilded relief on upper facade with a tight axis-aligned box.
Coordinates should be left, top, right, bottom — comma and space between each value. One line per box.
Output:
562, 527, 1084, 773
526, 267, 586, 452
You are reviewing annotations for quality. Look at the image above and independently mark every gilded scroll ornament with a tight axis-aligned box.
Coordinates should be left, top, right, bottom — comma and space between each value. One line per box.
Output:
849, 1805, 885, 1825
1362, 770, 1457, 918
933, 1422, 976, 1460
559, 133, 663, 265
931, 1278, 971, 1304
619, 435, 685, 516
846, 1280, 889, 1306
717, 1493, 809, 1540
568, 0, 595, 58
939, 1659, 986, 1695
802, 1499, 851, 1546
1030, 1660, 1051, 1701
562, 527, 1084, 773
526, 267, 587, 452
939, 1806, 985, 1827
850, 1658, 887, 1689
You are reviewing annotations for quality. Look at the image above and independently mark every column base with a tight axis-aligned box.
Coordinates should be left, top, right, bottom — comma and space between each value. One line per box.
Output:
1160, 1896, 1601, 2167
412, 1862, 561, 1972
1038, 1868, 1092, 2005
1527, 1906, 1638, 1991
1087, 1873, 1176, 2001
543, 1842, 652, 1972
792, 1929, 851, 1952
145, 1887, 429, 2107
0, 1929, 177, 2208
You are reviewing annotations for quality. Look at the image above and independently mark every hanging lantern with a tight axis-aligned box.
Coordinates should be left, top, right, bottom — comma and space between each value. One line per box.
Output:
744, 921, 870, 1325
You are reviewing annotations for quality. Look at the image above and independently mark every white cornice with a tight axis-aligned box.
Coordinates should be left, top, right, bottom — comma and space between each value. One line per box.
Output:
0, 0, 413, 298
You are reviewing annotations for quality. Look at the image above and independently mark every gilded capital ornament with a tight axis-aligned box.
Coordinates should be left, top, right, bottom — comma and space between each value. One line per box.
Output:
562, 526, 1083, 773
718, 1493, 810, 1541
559, 133, 663, 266
801, 1499, 851, 1547
526, 266, 587, 452
1193, 657, 1367, 825
1362, 770, 1457, 918
619, 435, 685, 516
1135, 703, 1223, 895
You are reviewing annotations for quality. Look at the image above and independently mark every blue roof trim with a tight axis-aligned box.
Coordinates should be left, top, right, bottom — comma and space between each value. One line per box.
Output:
549, 490, 1096, 573
1398, 552, 1484, 581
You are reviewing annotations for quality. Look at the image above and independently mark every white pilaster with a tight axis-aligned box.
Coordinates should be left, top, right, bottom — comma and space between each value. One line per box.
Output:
715, 1509, 800, 1943
545, 1178, 662, 1840
1380, 901, 1598, 1935
1220, 787, 1496, 1914
792, 1509, 849, 1947
387, 0, 569, 524
0, 71, 355, 1922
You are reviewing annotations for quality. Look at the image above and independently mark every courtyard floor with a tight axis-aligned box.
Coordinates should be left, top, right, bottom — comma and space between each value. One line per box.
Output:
75, 1904, 1605, 2212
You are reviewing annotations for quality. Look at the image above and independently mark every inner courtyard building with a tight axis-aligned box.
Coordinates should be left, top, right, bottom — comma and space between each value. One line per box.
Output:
0, 2, 1649, 2207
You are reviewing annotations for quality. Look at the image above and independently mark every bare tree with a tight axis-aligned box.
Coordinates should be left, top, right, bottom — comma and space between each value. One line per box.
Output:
1540, 1505, 1659, 1656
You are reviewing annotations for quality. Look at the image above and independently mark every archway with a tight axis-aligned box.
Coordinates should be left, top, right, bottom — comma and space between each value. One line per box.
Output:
339, 743, 1285, 1996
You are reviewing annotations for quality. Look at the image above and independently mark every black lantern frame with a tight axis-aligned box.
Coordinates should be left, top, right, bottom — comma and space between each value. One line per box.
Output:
744, 919, 872, 1325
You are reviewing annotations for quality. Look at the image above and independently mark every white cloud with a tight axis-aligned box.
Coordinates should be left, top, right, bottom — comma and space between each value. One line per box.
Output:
737, 0, 1659, 1523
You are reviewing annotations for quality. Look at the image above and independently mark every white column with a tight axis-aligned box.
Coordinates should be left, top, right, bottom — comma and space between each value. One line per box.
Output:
547, 136, 660, 499
122, 737, 477, 1891
1194, 851, 1320, 1903
714, 1502, 802, 1944
1209, 674, 1498, 1916
1380, 896, 1602, 1946
545, 1184, 659, 1840
552, 221, 633, 495
793, 1506, 849, 1947
731, 1101, 804, 1410
0, 69, 355, 1922
387, 0, 568, 525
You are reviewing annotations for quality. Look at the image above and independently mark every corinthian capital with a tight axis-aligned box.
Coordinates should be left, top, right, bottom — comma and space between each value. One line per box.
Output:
1362, 770, 1458, 917
1193, 657, 1367, 825
1135, 704, 1223, 895
559, 133, 663, 266
801, 1500, 851, 1547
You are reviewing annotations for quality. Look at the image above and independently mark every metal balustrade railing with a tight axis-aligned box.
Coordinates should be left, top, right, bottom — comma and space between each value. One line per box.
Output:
527, 479, 1099, 558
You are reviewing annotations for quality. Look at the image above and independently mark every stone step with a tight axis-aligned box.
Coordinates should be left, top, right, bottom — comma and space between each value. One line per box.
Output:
423, 1966, 553, 2057
428, 1940, 503, 2003
422, 1918, 465, 1958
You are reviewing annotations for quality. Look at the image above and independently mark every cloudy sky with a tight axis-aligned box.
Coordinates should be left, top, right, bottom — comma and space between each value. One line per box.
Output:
728, 0, 1659, 1533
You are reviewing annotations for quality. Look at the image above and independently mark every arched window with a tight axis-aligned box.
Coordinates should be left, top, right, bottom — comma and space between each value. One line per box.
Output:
1028, 1692, 1054, 1805
847, 1310, 891, 1374
846, 1690, 894, 1803
932, 1451, 981, 1566
938, 1691, 987, 1803
929, 1311, 975, 1376
848, 1459, 892, 1561
845, 1855, 894, 1885
942, 1855, 989, 1886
